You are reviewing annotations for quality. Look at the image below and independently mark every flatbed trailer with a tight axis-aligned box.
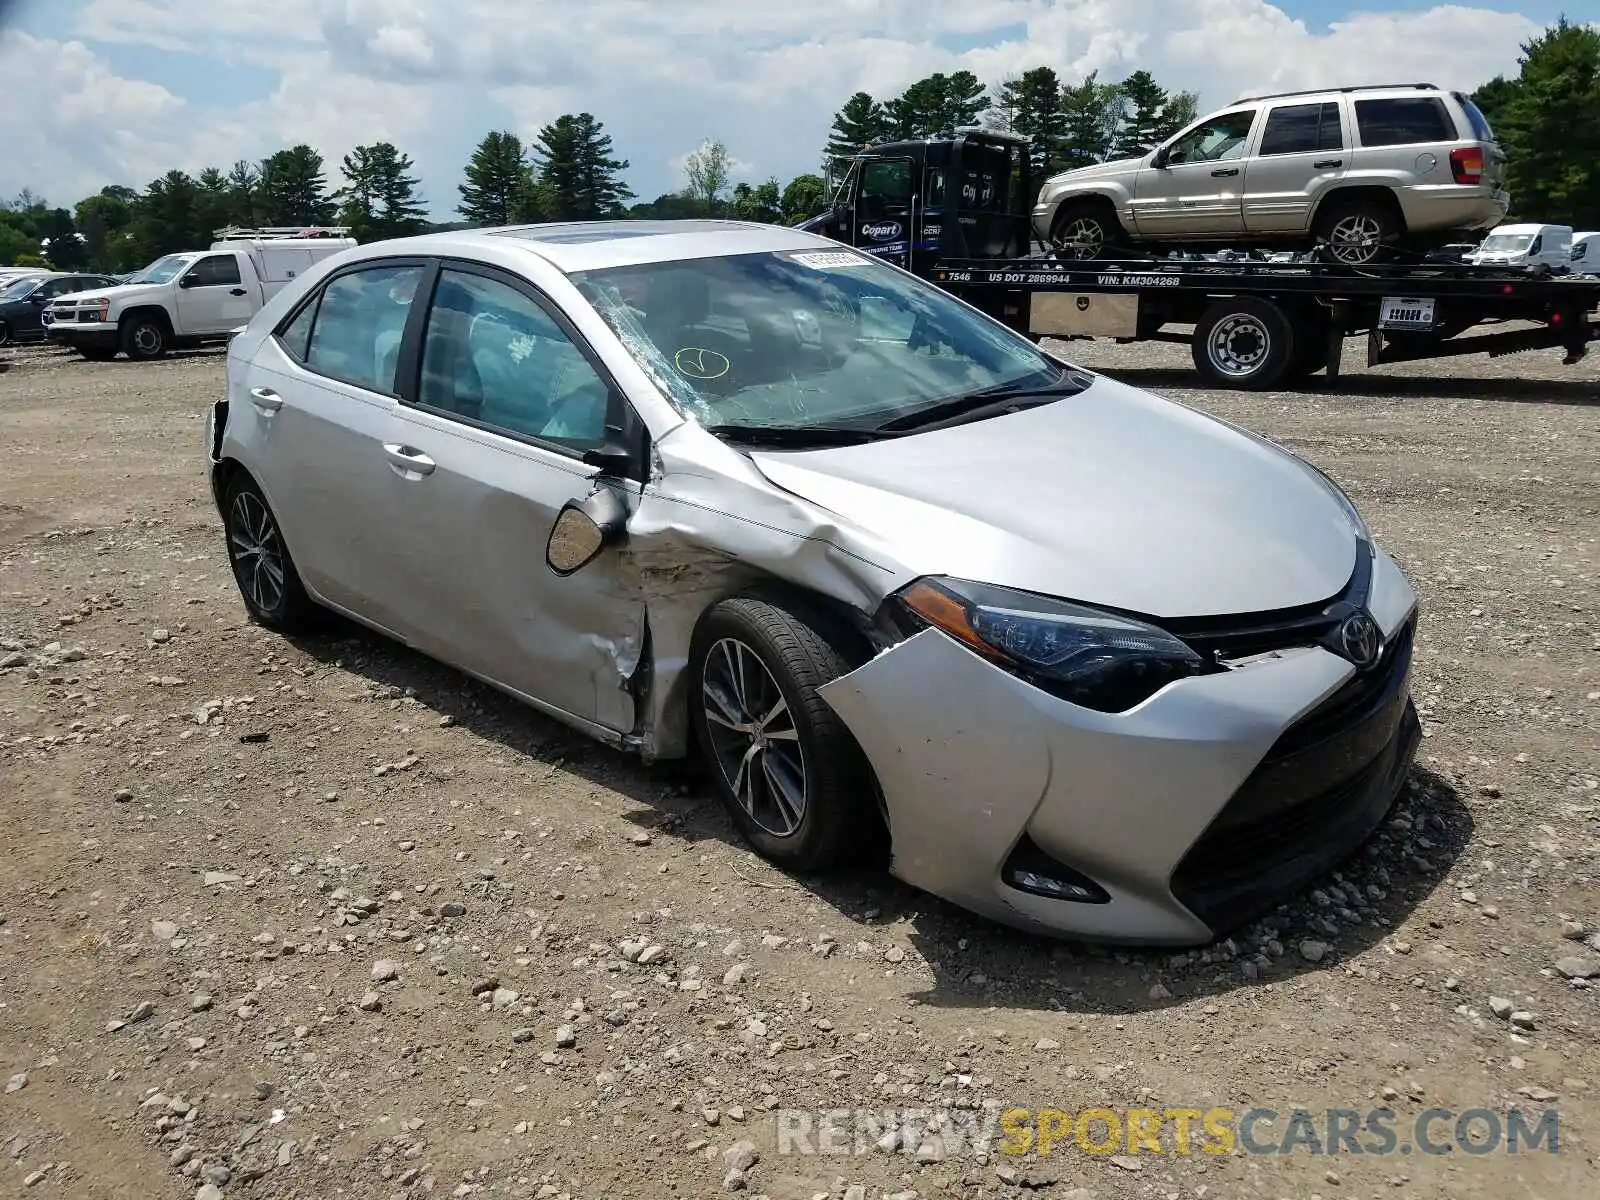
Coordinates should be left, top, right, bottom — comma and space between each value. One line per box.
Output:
930, 256, 1600, 388
803, 127, 1600, 389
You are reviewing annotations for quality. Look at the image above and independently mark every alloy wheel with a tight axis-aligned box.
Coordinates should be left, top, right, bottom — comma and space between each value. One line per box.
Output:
1053, 216, 1106, 259
228, 491, 287, 614
1206, 313, 1272, 378
701, 637, 808, 838
1327, 214, 1384, 265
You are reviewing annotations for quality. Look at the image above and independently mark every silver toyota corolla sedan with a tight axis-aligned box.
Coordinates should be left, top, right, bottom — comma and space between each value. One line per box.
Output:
206, 219, 1420, 946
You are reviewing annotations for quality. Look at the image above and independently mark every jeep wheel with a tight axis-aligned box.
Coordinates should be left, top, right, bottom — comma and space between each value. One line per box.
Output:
1049, 201, 1120, 261
121, 314, 168, 361
1315, 199, 1401, 266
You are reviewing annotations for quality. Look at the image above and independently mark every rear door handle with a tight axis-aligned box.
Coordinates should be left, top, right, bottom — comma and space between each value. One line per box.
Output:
1314, 159, 1343, 169
248, 386, 282, 413
383, 443, 436, 477
229, 287, 248, 296
1211, 167, 1239, 177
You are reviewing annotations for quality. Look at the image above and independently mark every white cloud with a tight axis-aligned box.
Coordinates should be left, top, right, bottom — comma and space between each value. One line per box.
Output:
1, 1, 1548, 214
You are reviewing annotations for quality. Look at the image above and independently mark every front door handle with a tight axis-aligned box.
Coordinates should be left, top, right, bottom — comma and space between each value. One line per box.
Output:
229, 287, 248, 296
383, 443, 436, 477
249, 386, 282, 413
1211, 167, 1240, 177
1313, 158, 1343, 169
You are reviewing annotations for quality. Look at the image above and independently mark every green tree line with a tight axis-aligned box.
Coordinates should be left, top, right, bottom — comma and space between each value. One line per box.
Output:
3, 17, 1595, 273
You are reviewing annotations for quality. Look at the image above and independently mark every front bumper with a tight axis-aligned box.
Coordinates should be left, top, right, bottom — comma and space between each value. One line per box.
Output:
818, 547, 1420, 946
47, 322, 118, 351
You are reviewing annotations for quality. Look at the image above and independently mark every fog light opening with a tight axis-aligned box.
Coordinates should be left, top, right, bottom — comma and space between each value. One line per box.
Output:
1002, 834, 1111, 904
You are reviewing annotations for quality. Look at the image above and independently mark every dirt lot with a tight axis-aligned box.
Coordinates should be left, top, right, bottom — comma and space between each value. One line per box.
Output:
0, 338, 1596, 1200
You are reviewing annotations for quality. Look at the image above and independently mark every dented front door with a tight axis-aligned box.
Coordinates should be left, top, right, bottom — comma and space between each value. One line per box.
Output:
382, 404, 645, 735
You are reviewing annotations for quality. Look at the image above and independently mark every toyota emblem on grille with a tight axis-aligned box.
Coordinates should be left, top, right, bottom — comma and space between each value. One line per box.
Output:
1338, 611, 1382, 668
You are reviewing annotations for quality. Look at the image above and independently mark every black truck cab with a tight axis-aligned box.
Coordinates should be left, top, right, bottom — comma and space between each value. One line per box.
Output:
799, 128, 1035, 274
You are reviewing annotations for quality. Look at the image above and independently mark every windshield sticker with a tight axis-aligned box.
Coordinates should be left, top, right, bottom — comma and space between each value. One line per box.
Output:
789, 251, 872, 270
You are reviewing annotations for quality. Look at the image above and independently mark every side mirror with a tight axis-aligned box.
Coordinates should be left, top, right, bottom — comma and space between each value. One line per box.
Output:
1152, 148, 1170, 169
28, 292, 46, 304
177, 274, 196, 288
546, 487, 629, 576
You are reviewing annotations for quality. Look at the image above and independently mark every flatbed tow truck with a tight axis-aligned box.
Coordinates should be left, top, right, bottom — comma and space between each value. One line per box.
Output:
801, 128, 1600, 389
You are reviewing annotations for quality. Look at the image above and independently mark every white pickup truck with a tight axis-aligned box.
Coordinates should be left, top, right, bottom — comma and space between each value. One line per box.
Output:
46, 227, 356, 361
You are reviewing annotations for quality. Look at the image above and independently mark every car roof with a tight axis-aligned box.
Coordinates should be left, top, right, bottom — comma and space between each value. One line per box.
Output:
348, 220, 837, 274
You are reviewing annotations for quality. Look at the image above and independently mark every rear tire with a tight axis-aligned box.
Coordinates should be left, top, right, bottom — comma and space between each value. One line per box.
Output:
689, 595, 874, 872
222, 474, 318, 633
1191, 297, 1296, 389
1049, 200, 1123, 261
1314, 197, 1402, 266
0, 321, 11, 347
120, 313, 169, 360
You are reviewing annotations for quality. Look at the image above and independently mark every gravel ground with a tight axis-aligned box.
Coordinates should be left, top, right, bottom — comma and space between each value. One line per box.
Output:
0, 337, 1596, 1200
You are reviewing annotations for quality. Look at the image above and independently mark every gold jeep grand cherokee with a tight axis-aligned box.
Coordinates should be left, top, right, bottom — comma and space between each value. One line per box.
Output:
1033, 82, 1509, 264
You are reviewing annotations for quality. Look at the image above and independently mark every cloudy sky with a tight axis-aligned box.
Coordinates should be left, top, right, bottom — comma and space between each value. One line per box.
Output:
0, 0, 1565, 216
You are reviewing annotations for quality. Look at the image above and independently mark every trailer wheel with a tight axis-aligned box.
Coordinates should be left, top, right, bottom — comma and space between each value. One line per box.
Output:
1192, 297, 1296, 389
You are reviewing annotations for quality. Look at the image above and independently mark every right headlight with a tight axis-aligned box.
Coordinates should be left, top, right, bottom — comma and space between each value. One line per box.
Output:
890, 576, 1206, 713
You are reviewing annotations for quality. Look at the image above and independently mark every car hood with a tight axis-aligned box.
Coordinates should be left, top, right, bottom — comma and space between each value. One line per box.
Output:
52, 283, 160, 304
1043, 155, 1143, 187
748, 374, 1360, 620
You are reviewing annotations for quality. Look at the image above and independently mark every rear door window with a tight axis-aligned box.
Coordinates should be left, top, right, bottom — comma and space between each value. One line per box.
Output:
298, 263, 427, 394
1258, 102, 1344, 156
1454, 94, 1496, 142
1354, 97, 1457, 147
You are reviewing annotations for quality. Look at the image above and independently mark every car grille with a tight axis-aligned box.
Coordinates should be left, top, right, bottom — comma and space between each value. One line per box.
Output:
1169, 615, 1419, 935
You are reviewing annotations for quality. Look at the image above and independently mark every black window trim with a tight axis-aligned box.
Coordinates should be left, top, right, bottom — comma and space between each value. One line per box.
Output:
399, 256, 650, 482
269, 255, 434, 400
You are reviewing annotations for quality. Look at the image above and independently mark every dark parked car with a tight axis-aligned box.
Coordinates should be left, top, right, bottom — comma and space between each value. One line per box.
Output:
0, 272, 121, 346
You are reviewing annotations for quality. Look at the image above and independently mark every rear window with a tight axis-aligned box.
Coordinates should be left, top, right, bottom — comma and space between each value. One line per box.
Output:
1455, 94, 1496, 142
1354, 97, 1457, 147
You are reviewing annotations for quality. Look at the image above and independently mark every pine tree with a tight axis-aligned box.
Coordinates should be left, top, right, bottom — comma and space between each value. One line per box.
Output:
1111, 71, 1171, 158
339, 142, 427, 241
1157, 91, 1200, 142
1059, 72, 1123, 168
193, 167, 234, 240
458, 131, 528, 226
1476, 18, 1600, 228
257, 146, 335, 225
224, 161, 260, 227
999, 67, 1069, 177
533, 113, 632, 220
883, 72, 992, 139
40, 208, 85, 269
824, 92, 889, 170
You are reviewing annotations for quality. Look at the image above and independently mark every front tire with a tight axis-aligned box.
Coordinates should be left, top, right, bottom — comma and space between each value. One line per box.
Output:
690, 596, 874, 871
1191, 297, 1296, 389
222, 475, 318, 633
0, 321, 11, 348
1049, 200, 1122, 260
121, 313, 168, 360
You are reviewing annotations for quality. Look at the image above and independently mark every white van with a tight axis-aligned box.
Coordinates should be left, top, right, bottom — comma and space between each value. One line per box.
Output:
1467, 223, 1573, 272
1571, 231, 1599, 276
